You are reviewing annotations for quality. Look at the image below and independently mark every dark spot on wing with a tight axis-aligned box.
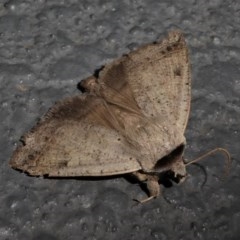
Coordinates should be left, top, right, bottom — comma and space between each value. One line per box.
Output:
59, 160, 68, 167
28, 154, 34, 160
166, 46, 172, 51
174, 67, 182, 76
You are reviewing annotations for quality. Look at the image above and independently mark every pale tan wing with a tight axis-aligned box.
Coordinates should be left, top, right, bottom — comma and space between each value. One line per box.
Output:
98, 31, 191, 133
10, 95, 141, 176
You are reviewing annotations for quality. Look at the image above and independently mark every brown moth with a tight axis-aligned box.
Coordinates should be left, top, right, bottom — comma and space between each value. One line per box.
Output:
10, 31, 192, 202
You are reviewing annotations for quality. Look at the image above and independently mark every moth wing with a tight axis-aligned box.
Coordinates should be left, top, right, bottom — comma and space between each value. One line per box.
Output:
99, 31, 191, 132
10, 95, 141, 176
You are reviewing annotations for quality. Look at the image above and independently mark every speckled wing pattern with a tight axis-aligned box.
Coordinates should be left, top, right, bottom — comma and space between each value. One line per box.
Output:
99, 31, 191, 132
10, 31, 191, 176
10, 95, 142, 176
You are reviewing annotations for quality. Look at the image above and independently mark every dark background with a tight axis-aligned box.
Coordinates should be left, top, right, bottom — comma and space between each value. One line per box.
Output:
1, 0, 239, 239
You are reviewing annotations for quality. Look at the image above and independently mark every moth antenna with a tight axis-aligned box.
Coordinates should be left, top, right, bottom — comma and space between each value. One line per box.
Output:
184, 148, 231, 178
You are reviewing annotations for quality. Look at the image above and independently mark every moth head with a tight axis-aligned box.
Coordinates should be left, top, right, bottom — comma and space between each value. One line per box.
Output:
153, 144, 187, 182
79, 76, 98, 93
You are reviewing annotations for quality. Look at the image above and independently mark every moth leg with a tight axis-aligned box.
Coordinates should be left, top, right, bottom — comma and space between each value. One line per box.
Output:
132, 171, 160, 203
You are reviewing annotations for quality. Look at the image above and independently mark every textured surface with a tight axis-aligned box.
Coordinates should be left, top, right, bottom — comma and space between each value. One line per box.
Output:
1, 0, 240, 239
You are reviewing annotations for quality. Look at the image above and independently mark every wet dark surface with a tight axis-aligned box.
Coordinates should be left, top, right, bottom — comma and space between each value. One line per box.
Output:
1, 0, 240, 239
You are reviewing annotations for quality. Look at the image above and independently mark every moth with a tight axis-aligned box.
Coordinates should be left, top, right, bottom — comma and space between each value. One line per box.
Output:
10, 31, 229, 202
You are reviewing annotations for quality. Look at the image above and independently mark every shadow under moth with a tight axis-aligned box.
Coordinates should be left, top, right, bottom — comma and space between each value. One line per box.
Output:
10, 30, 230, 203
